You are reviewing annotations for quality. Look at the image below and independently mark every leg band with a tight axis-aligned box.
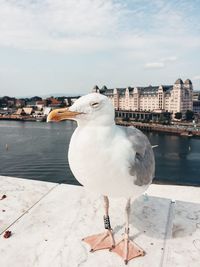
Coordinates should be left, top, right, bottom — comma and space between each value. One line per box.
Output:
125, 227, 129, 235
104, 215, 111, 229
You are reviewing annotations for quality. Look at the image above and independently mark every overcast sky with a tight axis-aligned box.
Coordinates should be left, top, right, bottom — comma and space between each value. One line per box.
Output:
0, 0, 200, 97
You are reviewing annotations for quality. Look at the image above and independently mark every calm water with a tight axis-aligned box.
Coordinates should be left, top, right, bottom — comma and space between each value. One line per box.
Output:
0, 121, 200, 186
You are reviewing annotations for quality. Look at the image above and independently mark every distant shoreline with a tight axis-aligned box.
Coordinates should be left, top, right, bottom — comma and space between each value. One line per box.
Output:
1, 116, 200, 138
0, 116, 46, 122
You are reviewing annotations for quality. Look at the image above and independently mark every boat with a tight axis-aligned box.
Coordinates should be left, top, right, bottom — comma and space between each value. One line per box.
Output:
180, 131, 193, 137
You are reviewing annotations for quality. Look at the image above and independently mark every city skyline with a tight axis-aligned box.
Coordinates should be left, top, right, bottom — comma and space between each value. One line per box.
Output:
0, 78, 199, 99
0, 0, 200, 97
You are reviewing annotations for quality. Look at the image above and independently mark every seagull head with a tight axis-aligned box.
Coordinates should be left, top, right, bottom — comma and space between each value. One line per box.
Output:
47, 93, 115, 126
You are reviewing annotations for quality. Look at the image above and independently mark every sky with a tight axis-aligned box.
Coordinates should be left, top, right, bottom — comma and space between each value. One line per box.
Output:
0, 0, 200, 97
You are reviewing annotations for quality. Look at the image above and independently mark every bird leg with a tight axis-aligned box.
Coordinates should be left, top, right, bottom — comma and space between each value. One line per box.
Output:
111, 198, 145, 264
82, 195, 115, 252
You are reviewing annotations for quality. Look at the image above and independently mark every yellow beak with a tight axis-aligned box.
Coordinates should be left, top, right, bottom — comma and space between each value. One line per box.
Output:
47, 108, 81, 122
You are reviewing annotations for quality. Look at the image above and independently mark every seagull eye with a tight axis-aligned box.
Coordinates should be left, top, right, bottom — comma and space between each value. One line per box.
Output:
90, 102, 99, 108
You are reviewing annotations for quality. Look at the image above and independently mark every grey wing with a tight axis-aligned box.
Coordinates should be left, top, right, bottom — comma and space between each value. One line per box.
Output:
119, 126, 155, 186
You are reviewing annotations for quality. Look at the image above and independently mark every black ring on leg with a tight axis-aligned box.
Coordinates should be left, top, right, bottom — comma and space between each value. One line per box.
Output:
104, 215, 111, 229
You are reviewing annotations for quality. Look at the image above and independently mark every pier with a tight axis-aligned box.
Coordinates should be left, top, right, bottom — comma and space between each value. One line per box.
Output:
1, 114, 200, 137
116, 120, 200, 137
0, 175, 200, 266
0, 114, 46, 122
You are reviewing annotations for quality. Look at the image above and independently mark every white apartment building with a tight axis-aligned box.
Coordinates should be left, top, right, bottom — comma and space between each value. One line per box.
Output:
93, 79, 193, 115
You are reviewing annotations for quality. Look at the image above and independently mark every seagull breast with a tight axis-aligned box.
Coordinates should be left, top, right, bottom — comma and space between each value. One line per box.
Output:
68, 124, 155, 198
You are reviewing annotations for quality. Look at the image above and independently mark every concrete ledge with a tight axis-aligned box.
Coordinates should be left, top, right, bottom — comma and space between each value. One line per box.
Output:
0, 176, 200, 267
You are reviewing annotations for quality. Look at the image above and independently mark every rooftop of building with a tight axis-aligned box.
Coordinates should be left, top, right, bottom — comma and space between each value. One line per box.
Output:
99, 85, 173, 96
94, 79, 192, 96
184, 79, 192, 84
175, 78, 184, 84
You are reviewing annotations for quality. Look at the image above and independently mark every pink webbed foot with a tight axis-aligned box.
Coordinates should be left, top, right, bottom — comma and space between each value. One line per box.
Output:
111, 234, 145, 265
82, 229, 115, 252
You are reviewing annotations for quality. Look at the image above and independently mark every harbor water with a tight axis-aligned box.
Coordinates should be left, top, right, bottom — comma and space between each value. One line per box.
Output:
0, 121, 200, 186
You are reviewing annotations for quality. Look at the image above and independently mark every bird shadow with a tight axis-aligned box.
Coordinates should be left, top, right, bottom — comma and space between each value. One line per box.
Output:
113, 195, 200, 240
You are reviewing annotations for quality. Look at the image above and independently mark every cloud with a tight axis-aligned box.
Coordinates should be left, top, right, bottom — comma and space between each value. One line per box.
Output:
161, 56, 177, 62
144, 62, 165, 69
193, 75, 200, 80
144, 55, 178, 69
0, 0, 199, 56
0, 0, 126, 52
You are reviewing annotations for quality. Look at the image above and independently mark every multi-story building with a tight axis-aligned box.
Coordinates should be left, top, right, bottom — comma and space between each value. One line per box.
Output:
93, 79, 193, 116
193, 101, 200, 113
193, 91, 200, 101
192, 91, 200, 114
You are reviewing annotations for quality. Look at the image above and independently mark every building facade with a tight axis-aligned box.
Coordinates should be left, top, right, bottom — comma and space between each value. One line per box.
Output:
193, 91, 200, 101
93, 79, 193, 116
193, 101, 200, 113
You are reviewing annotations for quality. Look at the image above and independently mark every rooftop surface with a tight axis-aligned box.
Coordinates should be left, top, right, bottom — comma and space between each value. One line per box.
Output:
0, 175, 200, 267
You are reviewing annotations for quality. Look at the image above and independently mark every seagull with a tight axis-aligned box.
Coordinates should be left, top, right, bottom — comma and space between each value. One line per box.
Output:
47, 93, 155, 264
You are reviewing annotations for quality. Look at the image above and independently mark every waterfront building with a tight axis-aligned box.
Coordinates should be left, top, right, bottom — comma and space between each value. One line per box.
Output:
193, 91, 200, 101
36, 100, 47, 110
15, 99, 25, 108
193, 101, 200, 113
15, 108, 26, 116
23, 107, 34, 115
93, 79, 193, 117
46, 97, 62, 107
43, 107, 52, 116
26, 101, 37, 108
15, 107, 34, 116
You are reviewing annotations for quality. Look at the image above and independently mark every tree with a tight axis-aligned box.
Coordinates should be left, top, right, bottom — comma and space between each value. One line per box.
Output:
185, 110, 194, 121
175, 112, 182, 120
